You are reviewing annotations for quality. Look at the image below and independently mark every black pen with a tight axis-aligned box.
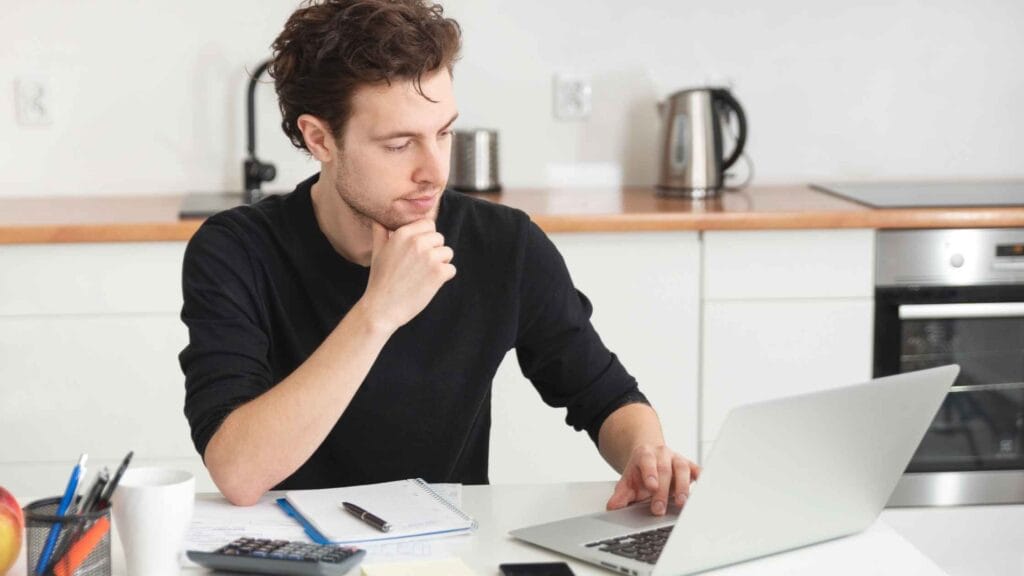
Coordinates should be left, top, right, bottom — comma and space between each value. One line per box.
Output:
78, 468, 109, 514
97, 450, 133, 509
342, 501, 391, 532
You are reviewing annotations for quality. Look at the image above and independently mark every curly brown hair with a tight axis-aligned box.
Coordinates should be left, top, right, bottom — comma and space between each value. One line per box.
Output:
270, 0, 462, 152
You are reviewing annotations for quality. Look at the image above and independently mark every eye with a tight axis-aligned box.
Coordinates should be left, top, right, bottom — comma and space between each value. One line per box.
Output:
384, 141, 411, 152
439, 129, 453, 138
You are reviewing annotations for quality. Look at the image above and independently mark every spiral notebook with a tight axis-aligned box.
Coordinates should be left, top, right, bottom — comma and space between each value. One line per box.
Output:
281, 479, 477, 544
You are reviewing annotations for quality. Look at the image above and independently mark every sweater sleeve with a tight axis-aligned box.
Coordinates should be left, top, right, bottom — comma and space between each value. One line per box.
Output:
513, 220, 649, 444
179, 221, 273, 460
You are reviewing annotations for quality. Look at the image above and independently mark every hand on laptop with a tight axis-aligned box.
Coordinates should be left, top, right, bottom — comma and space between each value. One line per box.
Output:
606, 444, 701, 516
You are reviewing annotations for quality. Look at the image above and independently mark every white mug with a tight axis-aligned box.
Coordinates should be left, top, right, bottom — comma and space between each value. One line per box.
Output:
112, 467, 195, 576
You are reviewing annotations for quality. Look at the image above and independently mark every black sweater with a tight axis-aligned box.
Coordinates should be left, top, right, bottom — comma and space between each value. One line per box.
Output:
179, 173, 646, 489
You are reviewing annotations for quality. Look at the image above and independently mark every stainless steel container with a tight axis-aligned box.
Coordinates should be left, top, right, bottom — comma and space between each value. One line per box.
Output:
449, 129, 501, 192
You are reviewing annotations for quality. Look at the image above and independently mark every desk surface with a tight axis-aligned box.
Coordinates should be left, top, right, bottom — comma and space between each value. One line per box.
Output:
13, 481, 971, 576
15, 482, 1024, 575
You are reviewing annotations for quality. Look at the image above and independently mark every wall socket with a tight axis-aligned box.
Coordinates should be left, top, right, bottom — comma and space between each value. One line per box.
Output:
553, 74, 591, 120
15, 76, 53, 126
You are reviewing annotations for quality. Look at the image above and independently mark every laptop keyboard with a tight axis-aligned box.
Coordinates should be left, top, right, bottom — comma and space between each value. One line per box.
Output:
585, 526, 674, 565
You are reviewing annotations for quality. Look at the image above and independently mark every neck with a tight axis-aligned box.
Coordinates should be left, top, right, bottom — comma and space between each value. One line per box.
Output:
310, 172, 373, 267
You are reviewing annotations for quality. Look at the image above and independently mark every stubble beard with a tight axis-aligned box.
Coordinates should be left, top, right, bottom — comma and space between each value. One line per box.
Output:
331, 163, 403, 231
331, 163, 441, 232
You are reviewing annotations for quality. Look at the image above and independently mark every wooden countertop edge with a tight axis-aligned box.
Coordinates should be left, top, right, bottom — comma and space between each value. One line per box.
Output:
0, 222, 203, 245
1, 208, 1022, 244
534, 211, 1024, 233
859, 208, 1024, 229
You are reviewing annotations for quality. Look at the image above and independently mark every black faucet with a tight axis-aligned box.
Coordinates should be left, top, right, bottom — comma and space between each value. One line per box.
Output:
244, 59, 277, 204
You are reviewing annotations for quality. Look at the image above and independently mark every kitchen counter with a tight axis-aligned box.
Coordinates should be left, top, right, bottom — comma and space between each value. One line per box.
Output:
1, 185, 1023, 244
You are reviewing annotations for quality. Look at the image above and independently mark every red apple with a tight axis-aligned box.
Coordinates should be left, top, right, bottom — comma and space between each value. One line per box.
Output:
0, 486, 23, 575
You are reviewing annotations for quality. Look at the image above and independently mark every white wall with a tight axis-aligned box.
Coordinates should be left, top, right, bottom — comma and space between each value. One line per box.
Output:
2, 0, 1022, 196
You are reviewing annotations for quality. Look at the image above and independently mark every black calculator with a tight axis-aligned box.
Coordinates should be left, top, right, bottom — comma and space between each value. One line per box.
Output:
187, 537, 366, 575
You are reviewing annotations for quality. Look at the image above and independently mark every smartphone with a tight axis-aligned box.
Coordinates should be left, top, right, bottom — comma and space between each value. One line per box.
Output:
499, 562, 576, 576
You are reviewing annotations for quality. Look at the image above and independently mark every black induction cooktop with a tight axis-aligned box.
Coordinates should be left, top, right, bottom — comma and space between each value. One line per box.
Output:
812, 181, 1024, 208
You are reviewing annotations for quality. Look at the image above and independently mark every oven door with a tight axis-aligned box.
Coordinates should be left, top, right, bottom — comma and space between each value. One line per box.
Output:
876, 285, 1024, 474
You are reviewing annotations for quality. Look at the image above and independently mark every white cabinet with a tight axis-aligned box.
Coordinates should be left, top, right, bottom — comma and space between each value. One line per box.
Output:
0, 227, 873, 492
0, 233, 702, 493
489, 231, 702, 483
699, 229, 875, 461
0, 242, 213, 495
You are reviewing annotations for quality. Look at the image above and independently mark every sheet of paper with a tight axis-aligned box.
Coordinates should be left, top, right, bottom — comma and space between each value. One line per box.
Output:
182, 484, 463, 566
347, 485, 465, 563
284, 480, 472, 544
181, 492, 308, 567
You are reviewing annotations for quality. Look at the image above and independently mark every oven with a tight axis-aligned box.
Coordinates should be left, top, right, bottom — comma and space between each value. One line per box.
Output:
875, 228, 1024, 506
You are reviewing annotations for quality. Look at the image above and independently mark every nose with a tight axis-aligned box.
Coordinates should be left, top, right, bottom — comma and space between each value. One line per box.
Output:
413, 139, 449, 187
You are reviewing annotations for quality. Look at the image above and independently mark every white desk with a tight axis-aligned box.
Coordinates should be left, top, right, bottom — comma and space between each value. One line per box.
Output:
17, 482, 1017, 576
883, 503, 1024, 575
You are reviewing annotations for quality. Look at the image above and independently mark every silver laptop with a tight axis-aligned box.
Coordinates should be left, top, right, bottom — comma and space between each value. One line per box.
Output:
511, 365, 959, 576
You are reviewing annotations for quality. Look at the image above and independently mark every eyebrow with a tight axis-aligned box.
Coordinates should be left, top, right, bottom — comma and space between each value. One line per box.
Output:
372, 113, 459, 141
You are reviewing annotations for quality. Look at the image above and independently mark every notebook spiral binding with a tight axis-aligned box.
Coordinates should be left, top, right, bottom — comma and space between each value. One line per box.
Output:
412, 478, 479, 530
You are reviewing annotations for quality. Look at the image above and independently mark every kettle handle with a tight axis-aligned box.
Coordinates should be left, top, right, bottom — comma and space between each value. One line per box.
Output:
713, 89, 747, 171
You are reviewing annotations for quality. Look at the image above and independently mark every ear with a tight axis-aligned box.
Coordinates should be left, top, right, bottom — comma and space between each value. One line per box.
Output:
297, 114, 337, 163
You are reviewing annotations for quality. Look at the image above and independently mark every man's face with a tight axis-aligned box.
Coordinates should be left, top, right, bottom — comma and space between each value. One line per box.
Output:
331, 68, 458, 231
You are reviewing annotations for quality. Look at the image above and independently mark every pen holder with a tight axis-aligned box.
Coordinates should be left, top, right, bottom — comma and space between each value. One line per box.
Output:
24, 497, 112, 576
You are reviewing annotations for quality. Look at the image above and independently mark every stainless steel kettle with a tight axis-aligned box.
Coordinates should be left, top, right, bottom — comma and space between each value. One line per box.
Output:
657, 87, 747, 197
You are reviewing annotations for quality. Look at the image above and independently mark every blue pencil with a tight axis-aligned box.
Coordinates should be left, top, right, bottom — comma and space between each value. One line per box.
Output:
35, 453, 87, 575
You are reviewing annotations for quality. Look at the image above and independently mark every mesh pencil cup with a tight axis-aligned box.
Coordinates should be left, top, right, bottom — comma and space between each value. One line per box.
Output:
24, 497, 112, 576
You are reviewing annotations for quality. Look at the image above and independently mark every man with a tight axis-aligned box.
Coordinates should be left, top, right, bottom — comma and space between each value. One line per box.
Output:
180, 0, 699, 514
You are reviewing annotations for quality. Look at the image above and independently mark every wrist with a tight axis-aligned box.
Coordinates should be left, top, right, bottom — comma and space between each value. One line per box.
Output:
349, 297, 398, 340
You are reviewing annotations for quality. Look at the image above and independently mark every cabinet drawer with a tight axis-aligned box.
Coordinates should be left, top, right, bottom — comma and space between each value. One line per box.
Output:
0, 242, 186, 316
490, 232, 702, 481
490, 351, 617, 483
703, 229, 874, 300
0, 315, 191, 462
701, 299, 874, 442
553, 231, 700, 463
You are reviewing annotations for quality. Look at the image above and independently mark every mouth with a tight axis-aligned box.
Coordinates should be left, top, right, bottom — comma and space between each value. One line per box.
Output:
401, 193, 439, 212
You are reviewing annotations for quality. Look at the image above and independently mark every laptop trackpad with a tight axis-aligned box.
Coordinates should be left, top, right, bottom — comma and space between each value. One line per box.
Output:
592, 502, 680, 530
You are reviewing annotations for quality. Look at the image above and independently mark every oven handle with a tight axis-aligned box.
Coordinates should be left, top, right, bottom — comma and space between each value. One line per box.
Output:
950, 382, 1024, 393
898, 302, 1024, 319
